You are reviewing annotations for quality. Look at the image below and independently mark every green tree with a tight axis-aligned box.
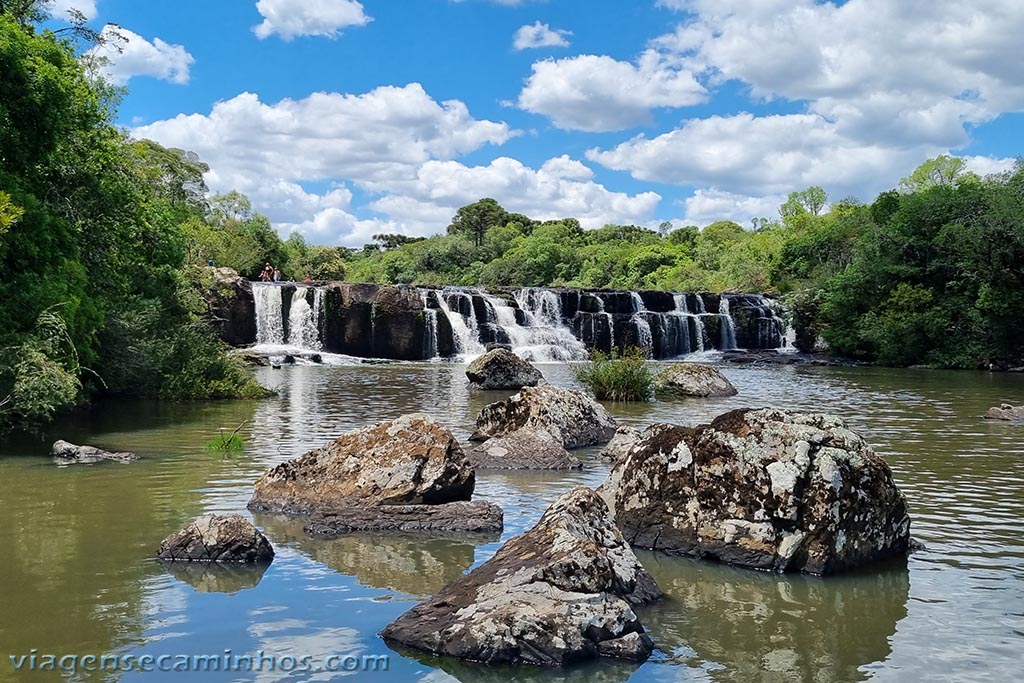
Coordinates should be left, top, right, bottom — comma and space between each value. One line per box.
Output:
898, 155, 968, 193
447, 198, 509, 246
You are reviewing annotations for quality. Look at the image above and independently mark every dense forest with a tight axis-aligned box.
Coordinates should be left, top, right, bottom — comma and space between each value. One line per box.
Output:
2, 3, 1022, 437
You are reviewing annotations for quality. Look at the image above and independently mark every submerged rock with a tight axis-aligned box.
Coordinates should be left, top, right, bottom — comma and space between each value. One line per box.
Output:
249, 414, 475, 514
468, 427, 582, 470
382, 487, 662, 666
157, 514, 274, 563
304, 500, 503, 535
602, 408, 912, 575
470, 385, 617, 448
465, 348, 544, 390
51, 440, 139, 464
654, 363, 738, 398
984, 403, 1024, 421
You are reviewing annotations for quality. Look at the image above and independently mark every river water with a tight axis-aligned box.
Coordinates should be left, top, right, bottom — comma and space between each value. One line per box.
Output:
1, 362, 1022, 682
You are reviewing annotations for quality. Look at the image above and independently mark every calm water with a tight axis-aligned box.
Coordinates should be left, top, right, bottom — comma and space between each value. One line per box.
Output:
1, 362, 1023, 683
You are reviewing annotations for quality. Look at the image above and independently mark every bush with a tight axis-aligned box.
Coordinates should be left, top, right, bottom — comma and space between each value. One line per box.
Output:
573, 348, 655, 402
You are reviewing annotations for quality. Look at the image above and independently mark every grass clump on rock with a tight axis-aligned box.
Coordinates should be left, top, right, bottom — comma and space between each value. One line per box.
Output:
573, 348, 655, 402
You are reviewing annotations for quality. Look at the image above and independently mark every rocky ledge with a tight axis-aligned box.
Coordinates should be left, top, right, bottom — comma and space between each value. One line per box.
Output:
51, 440, 139, 464
304, 501, 503, 535
382, 486, 662, 666
600, 408, 912, 575
157, 514, 274, 564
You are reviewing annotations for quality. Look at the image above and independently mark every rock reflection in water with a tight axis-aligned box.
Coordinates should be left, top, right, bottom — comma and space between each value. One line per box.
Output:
255, 514, 497, 598
637, 550, 910, 682
399, 649, 642, 683
163, 561, 270, 594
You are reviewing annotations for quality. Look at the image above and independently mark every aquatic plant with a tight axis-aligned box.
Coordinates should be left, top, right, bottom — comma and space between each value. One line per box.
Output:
573, 348, 655, 402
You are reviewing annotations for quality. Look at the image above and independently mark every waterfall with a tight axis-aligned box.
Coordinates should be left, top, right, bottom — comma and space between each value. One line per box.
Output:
510, 289, 588, 361
436, 289, 484, 358
673, 293, 688, 314
253, 284, 285, 346
628, 293, 654, 351
719, 296, 738, 350
693, 316, 706, 352
694, 294, 706, 314
420, 290, 438, 359
287, 287, 324, 350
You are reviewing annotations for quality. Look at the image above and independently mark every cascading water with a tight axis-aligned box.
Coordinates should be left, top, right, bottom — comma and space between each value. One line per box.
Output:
628, 292, 654, 350
419, 290, 439, 359
719, 296, 738, 350
253, 284, 285, 345
287, 287, 324, 350
436, 289, 484, 358
503, 289, 587, 362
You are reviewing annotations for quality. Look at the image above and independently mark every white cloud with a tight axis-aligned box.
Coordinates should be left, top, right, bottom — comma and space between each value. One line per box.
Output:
88, 26, 194, 86
128, 84, 657, 244
680, 189, 786, 228
961, 155, 1018, 177
513, 21, 571, 50
517, 50, 706, 131
50, 0, 98, 21
253, 0, 371, 41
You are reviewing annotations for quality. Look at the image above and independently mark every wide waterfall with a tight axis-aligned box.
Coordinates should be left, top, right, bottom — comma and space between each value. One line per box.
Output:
249, 282, 788, 362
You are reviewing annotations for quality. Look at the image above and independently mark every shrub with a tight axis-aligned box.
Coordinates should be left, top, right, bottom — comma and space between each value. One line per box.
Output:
573, 348, 655, 402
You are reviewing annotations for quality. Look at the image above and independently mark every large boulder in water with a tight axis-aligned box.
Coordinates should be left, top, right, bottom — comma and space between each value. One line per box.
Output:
381, 486, 662, 666
984, 403, 1024, 421
157, 514, 274, 563
468, 427, 582, 470
51, 440, 139, 464
601, 408, 912, 575
654, 363, 738, 398
249, 414, 475, 514
465, 348, 544, 390
470, 385, 617, 448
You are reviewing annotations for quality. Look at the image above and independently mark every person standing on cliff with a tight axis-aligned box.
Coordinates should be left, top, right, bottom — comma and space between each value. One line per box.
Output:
273, 267, 282, 283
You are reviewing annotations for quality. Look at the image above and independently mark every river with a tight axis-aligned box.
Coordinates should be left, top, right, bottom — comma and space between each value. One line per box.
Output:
1, 362, 1022, 682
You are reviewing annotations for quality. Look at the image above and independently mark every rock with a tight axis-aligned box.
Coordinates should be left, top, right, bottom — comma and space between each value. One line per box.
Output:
157, 514, 274, 563
205, 267, 256, 346
655, 363, 738, 398
465, 348, 544, 390
602, 408, 912, 575
249, 414, 475, 514
470, 385, 617, 448
303, 500, 503, 535
469, 428, 582, 470
381, 487, 661, 666
51, 440, 139, 464
600, 426, 642, 461
984, 403, 1024, 421
233, 350, 270, 367
484, 342, 513, 352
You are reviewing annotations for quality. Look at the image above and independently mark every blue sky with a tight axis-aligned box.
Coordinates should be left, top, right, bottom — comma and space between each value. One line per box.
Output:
51, 0, 1023, 245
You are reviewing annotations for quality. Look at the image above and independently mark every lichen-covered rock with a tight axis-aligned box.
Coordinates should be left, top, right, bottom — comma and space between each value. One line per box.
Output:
469, 427, 582, 470
248, 414, 475, 514
381, 487, 662, 666
470, 385, 617, 448
602, 408, 912, 575
654, 363, 738, 398
157, 514, 274, 563
600, 426, 642, 461
465, 348, 544, 390
51, 440, 139, 464
303, 500, 503, 535
204, 267, 257, 346
984, 403, 1024, 421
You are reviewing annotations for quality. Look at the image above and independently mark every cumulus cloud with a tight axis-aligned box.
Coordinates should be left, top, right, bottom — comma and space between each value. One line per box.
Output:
586, 0, 1024, 213
87, 26, 194, 86
680, 189, 786, 228
513, 21, 571, 50
132, 84, 658, 244
253, 0, 371, 41
518, 50, 706, 131
50, 0, 98, 20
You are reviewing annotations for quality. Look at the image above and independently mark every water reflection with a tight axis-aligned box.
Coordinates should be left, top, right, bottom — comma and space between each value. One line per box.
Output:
400, 649, 643, 683
162, 561, 271, 594
638, 551, 910, 682
256, 514, 498, 598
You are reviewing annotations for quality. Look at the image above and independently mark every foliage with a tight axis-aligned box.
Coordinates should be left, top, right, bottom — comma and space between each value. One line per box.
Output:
206, 421, 248, 452
573, 348, 655, 402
